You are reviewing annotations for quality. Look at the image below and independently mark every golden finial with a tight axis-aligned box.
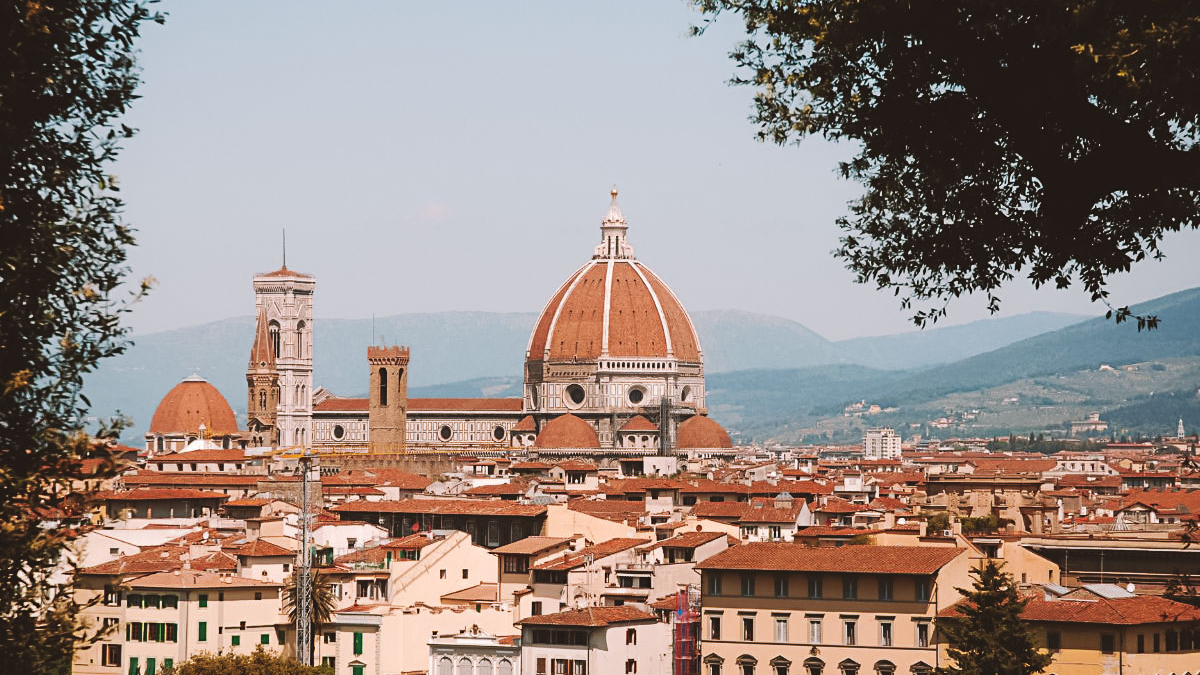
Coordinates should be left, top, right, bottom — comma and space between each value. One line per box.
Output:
611, 185, 618, 200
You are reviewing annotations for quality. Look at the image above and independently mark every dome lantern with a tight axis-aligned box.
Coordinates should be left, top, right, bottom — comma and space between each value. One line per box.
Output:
595, 186, 635, 260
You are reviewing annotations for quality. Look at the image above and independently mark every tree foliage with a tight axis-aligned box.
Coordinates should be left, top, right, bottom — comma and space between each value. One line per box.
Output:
935, 560, 1052, 675
692, 1, 1200, 328
282, 569, 339, 663
0, 0, 160, 670
161, 648, 332, 675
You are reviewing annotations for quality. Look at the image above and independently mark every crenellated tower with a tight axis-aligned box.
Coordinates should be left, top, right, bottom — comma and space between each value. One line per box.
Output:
367, 345, 409, 453
252, 265, 315, 448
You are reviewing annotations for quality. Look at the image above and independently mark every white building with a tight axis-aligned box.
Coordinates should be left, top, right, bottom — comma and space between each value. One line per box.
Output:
429, 626, 520, 675
518, 606, 670, 675
863, 427, 901, 460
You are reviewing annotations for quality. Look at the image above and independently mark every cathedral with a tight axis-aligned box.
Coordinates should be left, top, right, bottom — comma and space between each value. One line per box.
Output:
145, 189, 733, 457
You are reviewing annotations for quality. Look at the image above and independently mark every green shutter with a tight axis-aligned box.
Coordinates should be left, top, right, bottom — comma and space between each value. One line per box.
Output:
276, 630, 286, 645
146, 658, 156, 675
261, 633, 270, 644
167, 623, 178, 642
352, 666, 364, 675
164, 659, 173, 671
128, 657, 138, 675
353, 631, 363, 655
232, 635, 240, 646
198, 594, 207, 608
197, 621, 207, 642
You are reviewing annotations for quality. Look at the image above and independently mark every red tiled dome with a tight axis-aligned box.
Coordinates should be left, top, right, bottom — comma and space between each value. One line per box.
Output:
677, 415, 732, 449
533, 414, 601, 449
527, 260, 701, 362
149, 375, 238, 435
619, 415, 658, 432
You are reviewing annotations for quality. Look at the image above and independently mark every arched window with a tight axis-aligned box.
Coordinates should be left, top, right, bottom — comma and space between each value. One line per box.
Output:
497, 660, 512, 675
802, 658, 825, 675
457, 657, 472, 675
378, 368, 388, 406
438, 657, 453, 675
737, 655, 758, 675
838, 659, 860, 675
477, 659, 492, 675
296, 321, 306, 358
873, 661, 896, 675
770, 657, 792, 675
909, 663, 933, 675
268, 320, 281, 358
258, 390, 266, 409
704, 654, 725, 675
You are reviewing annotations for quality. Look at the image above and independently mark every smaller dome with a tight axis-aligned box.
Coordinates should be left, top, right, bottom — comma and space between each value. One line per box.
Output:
513, 415, 537, 432
619, 415, 658, 433
150, 375, 238, 435
677, 415, 732, 449
533, 414, 600, 449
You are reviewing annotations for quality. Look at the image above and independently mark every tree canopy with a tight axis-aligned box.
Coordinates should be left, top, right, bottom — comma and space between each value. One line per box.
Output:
162, 649, 332, 675
0, 0, 160, 670
935, 560, 1052, 675
693, 1, 1200, 328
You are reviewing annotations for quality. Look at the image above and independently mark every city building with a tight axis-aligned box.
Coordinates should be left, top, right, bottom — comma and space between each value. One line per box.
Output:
863, 429, 901, 461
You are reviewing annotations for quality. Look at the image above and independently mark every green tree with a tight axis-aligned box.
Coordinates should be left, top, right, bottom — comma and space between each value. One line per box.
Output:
161, 648, 332, 675
936, 560, 1052, 675
692, 1, 1200, 329
0, 1, 161, 671
925, 512, 951, 533
282, 569, 339, 663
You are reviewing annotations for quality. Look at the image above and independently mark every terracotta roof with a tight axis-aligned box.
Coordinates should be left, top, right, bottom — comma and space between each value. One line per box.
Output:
518, 605, 659, 627
534, 414, 600, 449
527, 256, 701, 362
441, 583, 499, 603
567, 499, 648, 516
464, 482, 528, 497
223, 498, 270, 507
129, 569, 280, 589
556, 460, 599, 471
314, 397, 368, 412
248, 309, 276, 371
677, 415, 733, 449
511, 461, 551, 470
816, 498, 866, 514
258, 266, 312, 278
490, 536, 573, 555
332, 499, 546, 517
122, 473, 262, 487
513, 415, 537, 432
641, 531, 725, 550
149, 376, 238, 435
737, 506, 804, 524
793, 526, 867, 537
619, 415, 658, 432
381, 533, 440, 550
147, 449, 246, 463
696, 543, 963, 574
409, 398, 524, 412
533, 538, 650, 571
690, 502, 751, 519
96, 488, 229, 501
231, 540, 294, 557
967, 459, 1057, 474
79, 545, 237, 575
942, 593, 1200, 625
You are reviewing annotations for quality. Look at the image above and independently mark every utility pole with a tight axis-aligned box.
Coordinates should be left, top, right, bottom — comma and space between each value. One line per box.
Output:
295, 449, 314, 664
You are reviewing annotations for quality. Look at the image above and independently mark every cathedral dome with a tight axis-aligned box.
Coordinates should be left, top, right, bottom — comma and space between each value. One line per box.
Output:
533, 414, 601, 449
526, 189, 701, 364
677, 415, 733, 449
150, 375, 238, 435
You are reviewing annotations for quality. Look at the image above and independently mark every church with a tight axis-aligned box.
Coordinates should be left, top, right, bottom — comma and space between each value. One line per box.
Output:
146, 189, 734, 457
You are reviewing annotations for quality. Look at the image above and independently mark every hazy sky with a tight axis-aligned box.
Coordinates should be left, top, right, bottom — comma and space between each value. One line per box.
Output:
114, 1, 1200, 341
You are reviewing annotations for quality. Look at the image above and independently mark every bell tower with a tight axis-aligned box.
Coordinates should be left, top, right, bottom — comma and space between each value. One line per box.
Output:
246, 308, 279, 446
252, 263, 315, 448
368, 345, 409, 454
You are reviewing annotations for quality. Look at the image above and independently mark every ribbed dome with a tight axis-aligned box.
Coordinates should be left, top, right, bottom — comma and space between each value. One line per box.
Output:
677, 415, 732, 449
149, 375, 238, 435
526, 189, 702, 364
533, 414, 601, 449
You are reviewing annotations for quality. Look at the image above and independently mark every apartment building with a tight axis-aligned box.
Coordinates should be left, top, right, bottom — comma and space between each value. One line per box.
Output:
518, 606, 670, 675
696, 544, 973, 675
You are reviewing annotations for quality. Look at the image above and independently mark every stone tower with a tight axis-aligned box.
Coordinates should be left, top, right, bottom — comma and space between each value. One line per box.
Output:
368, 345, 409, 454
252, 265, 314, 448
245, 308, 280, 447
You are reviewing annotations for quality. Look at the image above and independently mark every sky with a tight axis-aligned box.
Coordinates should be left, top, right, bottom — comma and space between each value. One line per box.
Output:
114, 0, 1200, 341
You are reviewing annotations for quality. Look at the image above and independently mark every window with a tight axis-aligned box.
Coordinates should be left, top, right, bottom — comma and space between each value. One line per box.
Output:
439, 569, 447, 579
879, 621, 893, 647
708, 572, 722, 596
775, 616, 789, 642
198, 621, 207, 642
126, 594, 142, 608
498, 660, 513, 675
322, 657, 336, 670
254, 592, 262, 601
504, 555, 529, 574
378, 368, 388, 406
915, 579, 930, 602
743, 616, 755, 641
1101, 633, 1115, 654
803, 658, 824, 675
101, 644, 121, 667
353, 631, 364, 655
260, 633, 270, 644
536, 658, 547, 675
627, 628, 637, 645
458, 658, 472, 675
166, 623, 178, 642
768, 525, 782, 540
741, 573, 756, 597
626, 659, 638, 674
708, 663, 722, 675
774, 575, 789, 598
478, 659, 493, 675
164, 659, 173, 671
838, 660, 858, 675
1166, 629, 1178, 651
1047, 631, 1061, 651
239, 620, 246, 630
1137, 633, 1144, 653
915, 622, 930, 648
531, 601, 543, 616
103, 584, 121, 606
808, 618, 822, 644
324, 632, 337, 643
808, 577, 823, 599
843, 619, 857, 645
128, 657, 138, 675
1153, 632, 1160, 652
842, 577, 858, 600
737, 656, 757, 675
276, 629, 286, 645
163, 595, 177, 609
709, 616, 722, 640
463, 568, 470, 579
353, 666, 366, 675
877, 578, 892, 601
231, 635, 241, 646
198, 593, 208, 608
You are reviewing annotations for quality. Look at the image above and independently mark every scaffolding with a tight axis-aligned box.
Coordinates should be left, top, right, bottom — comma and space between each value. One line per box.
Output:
673, 586, 701, 675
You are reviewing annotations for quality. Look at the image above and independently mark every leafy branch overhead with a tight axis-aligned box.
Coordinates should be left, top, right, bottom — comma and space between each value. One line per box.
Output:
692, 0, 1200, 328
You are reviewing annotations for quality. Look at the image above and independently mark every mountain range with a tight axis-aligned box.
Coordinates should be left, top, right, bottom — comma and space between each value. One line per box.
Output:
83, 289, 1200, 444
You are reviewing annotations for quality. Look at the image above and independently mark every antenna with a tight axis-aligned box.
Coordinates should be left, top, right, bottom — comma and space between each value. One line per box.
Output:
282, 228, 287, 268
372, 313, 376, 345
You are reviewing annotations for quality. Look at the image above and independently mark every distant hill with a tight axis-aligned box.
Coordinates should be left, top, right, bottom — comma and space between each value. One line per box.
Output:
81, 300, 1156, 443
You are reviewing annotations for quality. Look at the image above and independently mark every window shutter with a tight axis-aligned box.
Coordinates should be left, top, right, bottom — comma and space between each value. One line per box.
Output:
353, 631, 363, 655
197, 621, 207, 642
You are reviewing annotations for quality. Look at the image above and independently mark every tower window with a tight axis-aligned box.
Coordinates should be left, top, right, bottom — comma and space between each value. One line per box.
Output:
379, 368, 388, 406
296, 321, 306, 358
269, 321, 281, 358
